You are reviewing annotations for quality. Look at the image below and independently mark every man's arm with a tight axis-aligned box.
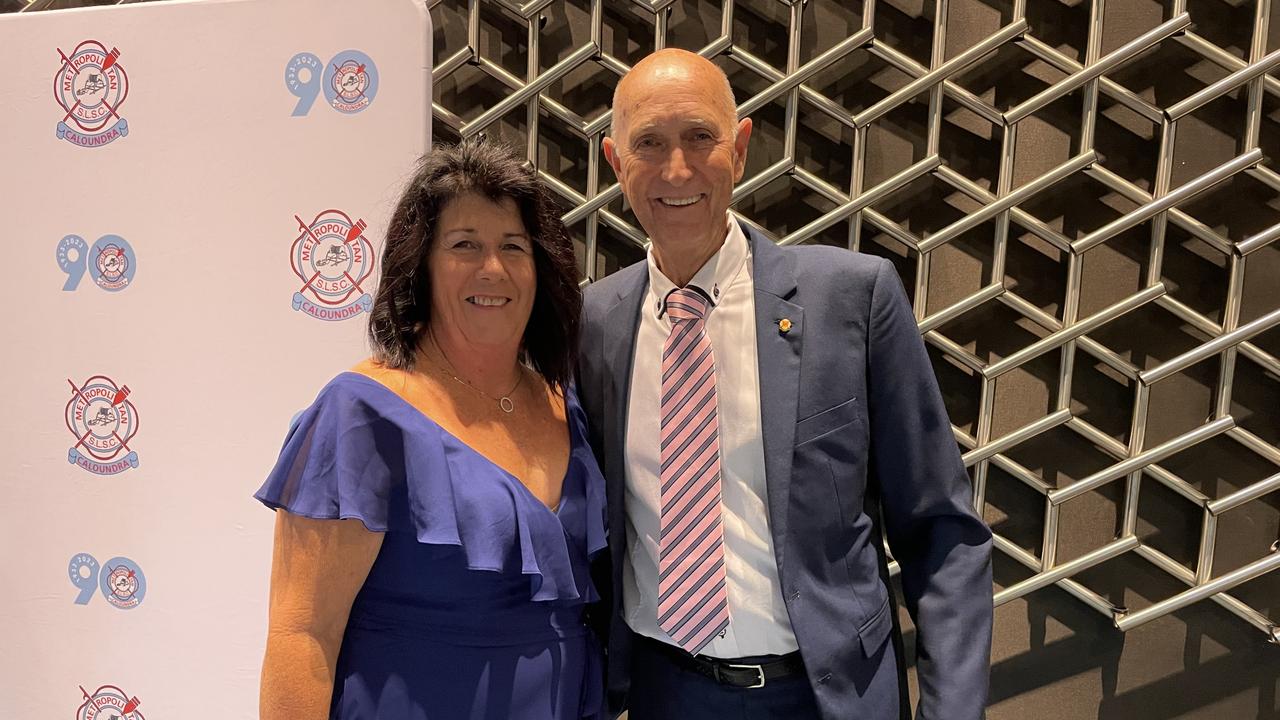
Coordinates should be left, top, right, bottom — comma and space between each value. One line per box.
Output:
865, 258, 994, 720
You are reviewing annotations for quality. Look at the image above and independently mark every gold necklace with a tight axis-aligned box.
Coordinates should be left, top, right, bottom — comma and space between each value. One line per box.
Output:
426, 333, 523, 414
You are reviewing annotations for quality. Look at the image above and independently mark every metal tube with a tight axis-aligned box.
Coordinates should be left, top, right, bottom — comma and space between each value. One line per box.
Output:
993, 535, 1123, 616
1004, 14, 1190, 125
1176, 30, 1280, 100
992, 453, 1056, 493
868, 42, 1007, 126
984, 284, 1164, 379
1228, 426, 1280, 467
1208, 472, 1280, 515
1051, 417, 1235, 505
729, 47, 861, 129
462, 43, 598, 136
862, 208, 923, 250
433, 48, 474, 85
737, 29, 873, 118
1195, 510, 1218, 584
1086, 165, 1236, 255
1018, 34, 1165, 124
921, 151, 1097, 252
1140, 306, 1280, 384
1166, 48, 1280, 121
853, 20, 1028, 128
962, 409, 1073, 467
995, 536, 1139, 606
924, 330, 987, 373
783, 155, 943, 246
1041, 500, 1060, 569
731, 158, 793, 203
919, 284, 1005, 334
936, 165, 1075, 252
1238, 223, 1280, 255
561, 184, 623, 226
1073, 150, 1263, 253
1116, 551, 1280, 632
1143, 461, 1212, 505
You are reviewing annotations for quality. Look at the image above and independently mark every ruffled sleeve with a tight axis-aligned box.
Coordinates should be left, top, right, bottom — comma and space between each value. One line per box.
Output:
255, 380, 405, 532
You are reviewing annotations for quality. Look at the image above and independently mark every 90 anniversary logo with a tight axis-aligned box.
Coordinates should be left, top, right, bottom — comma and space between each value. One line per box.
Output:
54, 41, 129, 148
285, 49, 379, 116
57, 234, 137, 292
290, 209, 375, 321
76, 684, 143, 720
65, 376, 139, 475
69, 552, 147, 610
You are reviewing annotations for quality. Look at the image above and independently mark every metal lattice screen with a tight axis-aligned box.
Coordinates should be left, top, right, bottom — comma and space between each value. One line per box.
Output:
428, 0, 1280, 649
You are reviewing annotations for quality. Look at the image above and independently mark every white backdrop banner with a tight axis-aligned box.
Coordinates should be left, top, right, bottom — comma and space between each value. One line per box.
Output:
0, 0, 431, 715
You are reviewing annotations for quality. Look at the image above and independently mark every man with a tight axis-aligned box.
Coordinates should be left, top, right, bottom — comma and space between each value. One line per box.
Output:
577, 48, 993, 720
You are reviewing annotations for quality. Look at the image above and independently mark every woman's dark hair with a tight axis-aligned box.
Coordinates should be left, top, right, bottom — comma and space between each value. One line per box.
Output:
368, 138, 581, 390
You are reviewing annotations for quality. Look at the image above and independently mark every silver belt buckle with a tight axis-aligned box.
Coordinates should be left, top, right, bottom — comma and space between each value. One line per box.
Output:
726, 662, 766, 689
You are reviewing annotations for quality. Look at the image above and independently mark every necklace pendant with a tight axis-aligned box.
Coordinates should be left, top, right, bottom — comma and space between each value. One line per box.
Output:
499, 396, 515, 413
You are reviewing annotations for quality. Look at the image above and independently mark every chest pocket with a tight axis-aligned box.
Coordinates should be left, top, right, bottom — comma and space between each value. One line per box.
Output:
795, 396, 859, 447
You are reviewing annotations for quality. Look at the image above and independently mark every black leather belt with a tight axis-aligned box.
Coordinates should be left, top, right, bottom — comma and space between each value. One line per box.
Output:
642, 636, 805, 689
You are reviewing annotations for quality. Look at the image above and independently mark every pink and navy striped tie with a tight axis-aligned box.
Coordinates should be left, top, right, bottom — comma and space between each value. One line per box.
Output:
657, 287, 729, 655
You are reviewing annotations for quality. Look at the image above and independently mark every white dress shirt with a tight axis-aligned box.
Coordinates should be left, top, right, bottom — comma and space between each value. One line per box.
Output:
623, 215, 799, 658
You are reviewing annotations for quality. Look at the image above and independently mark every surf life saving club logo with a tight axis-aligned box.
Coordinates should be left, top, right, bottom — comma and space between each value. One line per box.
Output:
290, 210, 374, 321
54, 41, 129, 148
65, 376, 139, 475
76, 684, 144, 720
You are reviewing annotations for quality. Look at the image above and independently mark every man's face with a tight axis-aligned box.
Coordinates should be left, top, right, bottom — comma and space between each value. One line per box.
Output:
604, 59, 751, 255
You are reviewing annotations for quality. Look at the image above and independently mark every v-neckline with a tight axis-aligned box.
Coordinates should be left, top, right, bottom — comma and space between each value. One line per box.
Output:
339, 371, 572, 516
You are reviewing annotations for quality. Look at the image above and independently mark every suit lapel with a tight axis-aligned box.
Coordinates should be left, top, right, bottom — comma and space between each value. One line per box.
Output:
746, 223, 803, 579
602, 265, 648, 569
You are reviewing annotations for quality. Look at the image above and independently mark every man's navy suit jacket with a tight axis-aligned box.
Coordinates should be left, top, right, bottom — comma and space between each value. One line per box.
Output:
577, 221, 994, 720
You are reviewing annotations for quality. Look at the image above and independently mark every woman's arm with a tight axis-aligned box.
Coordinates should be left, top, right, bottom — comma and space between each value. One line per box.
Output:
260, 511, 384, 719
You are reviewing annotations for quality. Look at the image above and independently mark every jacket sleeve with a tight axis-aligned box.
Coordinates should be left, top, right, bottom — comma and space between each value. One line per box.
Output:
865, 257, 994, 720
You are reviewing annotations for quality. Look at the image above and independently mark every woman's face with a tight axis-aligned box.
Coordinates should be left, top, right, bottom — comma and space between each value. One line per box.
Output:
426, 192, 537, 352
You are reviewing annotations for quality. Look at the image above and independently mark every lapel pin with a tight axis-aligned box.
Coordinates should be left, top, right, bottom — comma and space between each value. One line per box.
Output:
778, 318, 793, 334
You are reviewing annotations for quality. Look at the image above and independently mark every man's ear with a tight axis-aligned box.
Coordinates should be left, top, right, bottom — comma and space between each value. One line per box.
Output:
603, 135, 621, 177
732, 118, 753, 182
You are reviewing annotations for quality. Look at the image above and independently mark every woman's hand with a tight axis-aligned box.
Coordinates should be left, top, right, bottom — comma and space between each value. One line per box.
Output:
260, 512, 383, 718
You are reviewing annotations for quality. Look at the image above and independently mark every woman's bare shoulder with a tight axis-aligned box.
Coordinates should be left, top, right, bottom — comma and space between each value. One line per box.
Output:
350, 357, 400, 381
348, 357, 444, 418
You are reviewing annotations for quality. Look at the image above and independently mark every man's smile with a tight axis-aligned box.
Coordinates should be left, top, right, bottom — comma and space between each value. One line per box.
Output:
658, 194, 705, 207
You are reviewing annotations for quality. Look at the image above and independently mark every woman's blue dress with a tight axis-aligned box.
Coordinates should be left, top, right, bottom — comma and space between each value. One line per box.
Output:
255, 372, 606, 720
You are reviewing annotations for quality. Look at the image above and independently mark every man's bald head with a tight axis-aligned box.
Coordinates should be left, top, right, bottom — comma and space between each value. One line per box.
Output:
602, 48, 753, 286
611, 48, 737, 140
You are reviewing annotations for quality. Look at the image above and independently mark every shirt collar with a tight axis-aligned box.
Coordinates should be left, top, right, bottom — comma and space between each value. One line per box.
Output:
645, 214, 749, 319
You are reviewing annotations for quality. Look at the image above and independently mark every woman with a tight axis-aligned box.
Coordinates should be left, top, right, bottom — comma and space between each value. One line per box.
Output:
255, 139, 605, 719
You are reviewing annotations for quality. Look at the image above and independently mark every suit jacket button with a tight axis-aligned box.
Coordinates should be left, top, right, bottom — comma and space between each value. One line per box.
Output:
817, 673, 831, 685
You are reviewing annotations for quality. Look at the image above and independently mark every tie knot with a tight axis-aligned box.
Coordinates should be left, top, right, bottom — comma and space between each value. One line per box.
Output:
665, 287, 710, 322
